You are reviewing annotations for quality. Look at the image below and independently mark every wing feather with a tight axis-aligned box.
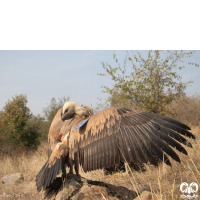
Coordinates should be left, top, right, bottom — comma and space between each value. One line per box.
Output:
90, 140, 93, 171
130, 126, 148, 163
63, 107, 194, 173
153, 118, 195, 139
134, 126, 158, 166
130, 111, 194, 148
110, 133, 116, 167
119, 127, 132, 163
137, 125, 171, 166
150, 122, 188, 155
92, 139, 96, 171
97, 139, 101, 169
156, 114, 191, 130
114, 133, 121, 166
142, 124, 181, 162
84, 145, 88, 172
107, 135, 111, 167
101, 137, 105, 169
104, 135, 108, 168
126, 127, 138, 162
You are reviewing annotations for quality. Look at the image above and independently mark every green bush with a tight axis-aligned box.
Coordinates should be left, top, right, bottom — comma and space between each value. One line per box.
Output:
0, 94, 41, 152
99, 50, 199, 115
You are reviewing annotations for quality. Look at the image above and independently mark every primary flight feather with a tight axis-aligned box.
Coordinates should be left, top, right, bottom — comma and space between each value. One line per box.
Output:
36, 101, 195, 192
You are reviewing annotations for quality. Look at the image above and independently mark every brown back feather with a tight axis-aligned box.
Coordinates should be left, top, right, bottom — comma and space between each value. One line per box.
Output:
48, 108, 72, 158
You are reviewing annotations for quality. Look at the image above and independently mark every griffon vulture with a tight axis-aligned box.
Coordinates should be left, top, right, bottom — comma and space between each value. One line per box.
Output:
36, 101, 195, 192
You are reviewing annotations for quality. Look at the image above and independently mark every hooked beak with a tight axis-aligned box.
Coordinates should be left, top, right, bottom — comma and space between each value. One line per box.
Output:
61, 112, 74, 121
61, 112, 66, 122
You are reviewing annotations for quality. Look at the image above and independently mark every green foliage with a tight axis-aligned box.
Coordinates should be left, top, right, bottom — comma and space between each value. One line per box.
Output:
43, 96, 70, 122
99, 50, 199, 115
18, 117, 41, 148
0, 94, 41, 152
25, 114, 49, 143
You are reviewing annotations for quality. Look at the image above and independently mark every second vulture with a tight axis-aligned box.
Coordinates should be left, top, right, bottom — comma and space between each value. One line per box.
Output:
36, 101, 195, 192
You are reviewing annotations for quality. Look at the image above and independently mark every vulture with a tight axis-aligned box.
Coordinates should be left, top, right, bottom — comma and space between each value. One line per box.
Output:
36, 101, 195, 192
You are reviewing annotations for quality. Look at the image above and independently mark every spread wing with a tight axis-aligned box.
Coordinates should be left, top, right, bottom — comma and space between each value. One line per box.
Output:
68, 107, 195, 172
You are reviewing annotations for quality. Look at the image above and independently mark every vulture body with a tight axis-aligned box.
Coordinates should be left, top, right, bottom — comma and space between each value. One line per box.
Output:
36, 101, 195, 192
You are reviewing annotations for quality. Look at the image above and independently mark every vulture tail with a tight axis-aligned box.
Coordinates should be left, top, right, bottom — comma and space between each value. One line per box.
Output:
36, 157, 62, 192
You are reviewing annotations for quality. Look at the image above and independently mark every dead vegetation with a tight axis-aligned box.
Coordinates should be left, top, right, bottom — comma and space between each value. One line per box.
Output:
0, 95, 200, 200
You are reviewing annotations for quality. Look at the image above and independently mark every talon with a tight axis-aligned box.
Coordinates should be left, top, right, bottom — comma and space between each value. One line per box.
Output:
62, 173, 66, 181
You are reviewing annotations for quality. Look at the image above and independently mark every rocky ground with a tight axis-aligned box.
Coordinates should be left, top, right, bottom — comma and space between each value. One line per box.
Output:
1, 172, 156, 200
42, 173, 156, 200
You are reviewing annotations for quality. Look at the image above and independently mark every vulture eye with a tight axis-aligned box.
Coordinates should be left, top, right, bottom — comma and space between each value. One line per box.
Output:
65, 109, 68, 113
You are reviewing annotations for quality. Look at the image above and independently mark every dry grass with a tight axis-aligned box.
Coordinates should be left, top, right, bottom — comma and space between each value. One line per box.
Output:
0, 142, 48, 200
167, 94, 200, 127
0, 127, 199, 200
0, 95, 200, 200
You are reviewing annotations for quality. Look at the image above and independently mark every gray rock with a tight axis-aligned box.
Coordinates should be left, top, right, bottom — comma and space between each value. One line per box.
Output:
1, 173, 24, 185
43, 174, 138, 200
55, 178, 81, 200
71, 185, 119, 200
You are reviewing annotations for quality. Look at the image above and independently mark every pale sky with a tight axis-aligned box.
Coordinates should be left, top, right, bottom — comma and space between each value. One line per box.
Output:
0, 50, 200, 116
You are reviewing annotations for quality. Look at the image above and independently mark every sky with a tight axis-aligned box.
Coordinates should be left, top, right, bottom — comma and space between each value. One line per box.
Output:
0, 50, 200, 116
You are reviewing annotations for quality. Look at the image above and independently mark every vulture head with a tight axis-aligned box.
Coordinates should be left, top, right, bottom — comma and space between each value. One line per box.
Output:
61, 101, 91, 121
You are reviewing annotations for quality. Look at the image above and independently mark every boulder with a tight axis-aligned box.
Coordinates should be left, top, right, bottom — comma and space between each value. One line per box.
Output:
71, 185, 119, 200
55, 178, 81, 200
1, 173, 24, 185
43, 174, 138, 200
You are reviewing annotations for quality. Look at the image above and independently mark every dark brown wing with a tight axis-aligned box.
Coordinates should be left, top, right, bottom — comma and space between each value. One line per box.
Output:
68, 107, 195, 172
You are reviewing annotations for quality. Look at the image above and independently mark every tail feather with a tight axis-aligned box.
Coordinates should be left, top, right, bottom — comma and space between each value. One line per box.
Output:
36, 157, 62, 192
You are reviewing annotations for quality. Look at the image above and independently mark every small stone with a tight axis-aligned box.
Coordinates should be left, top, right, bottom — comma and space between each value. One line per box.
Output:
1, 173, 24, 185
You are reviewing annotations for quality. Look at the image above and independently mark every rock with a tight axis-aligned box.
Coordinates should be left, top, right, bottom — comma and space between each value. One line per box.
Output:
134, 190, 158, 200
55, 178, 81, 200
1, 173, 24, 185
43, 174, 138, 200
71, 185, 119, 200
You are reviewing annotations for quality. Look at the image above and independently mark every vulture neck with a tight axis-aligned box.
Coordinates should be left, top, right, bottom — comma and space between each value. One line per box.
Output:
74, 106, 91, 117
73, 114, 88, 119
